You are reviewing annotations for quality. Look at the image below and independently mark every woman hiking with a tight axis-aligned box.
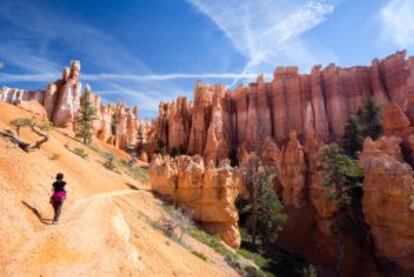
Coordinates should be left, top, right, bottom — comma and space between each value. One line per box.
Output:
50, 173, 67, 225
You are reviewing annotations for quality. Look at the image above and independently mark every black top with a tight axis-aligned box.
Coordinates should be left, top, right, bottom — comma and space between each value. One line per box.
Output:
53, 181, 66, 192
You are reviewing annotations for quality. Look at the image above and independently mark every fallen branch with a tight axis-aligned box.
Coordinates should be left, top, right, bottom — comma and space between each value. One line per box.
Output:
30, 124, 49, 149
0, 122, 50, 152
0, 128, 31, 152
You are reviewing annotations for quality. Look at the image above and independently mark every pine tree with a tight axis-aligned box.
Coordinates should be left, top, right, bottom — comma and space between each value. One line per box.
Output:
357, 96, 382, 139
111, 110, 119, 136
75, 87, 97, 144
244, 160, 287, 249
342, 117, 363, 159
342, 96, 382, 159
255, 167, 287, 246
317, 144, 365, 275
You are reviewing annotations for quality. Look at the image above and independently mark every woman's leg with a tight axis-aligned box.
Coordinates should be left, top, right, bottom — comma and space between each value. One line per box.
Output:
53, 201, 63, 223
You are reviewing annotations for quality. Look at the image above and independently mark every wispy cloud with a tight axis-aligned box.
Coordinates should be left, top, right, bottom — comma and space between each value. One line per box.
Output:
379, 0, 414, 47
188, 0, 338, 79
0, 0, 185, 115
0, 72, 272, 83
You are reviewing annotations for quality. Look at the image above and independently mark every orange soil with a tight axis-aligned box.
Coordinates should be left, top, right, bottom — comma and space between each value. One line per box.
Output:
0, 102, 240, 277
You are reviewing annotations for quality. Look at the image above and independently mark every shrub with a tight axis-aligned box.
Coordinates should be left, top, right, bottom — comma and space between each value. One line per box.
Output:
156, 139, 166, 155
191, 250, 208, 261
237, 248, 268, 268
160, 205, 193, 242
73, 147, 88, 159
104, 154, 117, 171
243, 265, 269, 277
50, 153, 60, 161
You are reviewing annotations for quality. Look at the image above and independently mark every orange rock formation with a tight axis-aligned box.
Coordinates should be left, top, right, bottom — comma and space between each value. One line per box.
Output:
148, 155, 241, 248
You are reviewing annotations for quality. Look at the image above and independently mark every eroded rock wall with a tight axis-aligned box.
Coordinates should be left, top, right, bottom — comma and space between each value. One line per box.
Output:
148, 155, 241, 248
150, 51, 414, 164
0, 61, 140, 153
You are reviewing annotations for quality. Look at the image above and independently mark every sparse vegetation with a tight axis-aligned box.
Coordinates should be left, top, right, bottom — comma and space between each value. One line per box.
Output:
75, 86, 97, 144
191, 250, 208, 261
104, 153, 117, 171
87, 143, 148, 182
342, 96, 383, 158
111, 110, 119, 136
0, 117, 51, 152
50, 153, 60, 161
243, 265, 269, 277
160, 204, 273, 276
156, 139, 166, 155
73, 147, 88, 159
237, 248, 269, 268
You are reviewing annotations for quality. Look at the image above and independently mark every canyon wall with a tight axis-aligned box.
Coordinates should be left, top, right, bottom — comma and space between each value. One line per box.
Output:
0, 61, 140, 151
148, 155, 241, 248
150, 50, 414, 161
147, 51, 414, 276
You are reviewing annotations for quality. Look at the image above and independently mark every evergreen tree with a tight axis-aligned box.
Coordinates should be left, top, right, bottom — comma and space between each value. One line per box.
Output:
75, 87, 97, 144
111, 110, 119, 136
341, 96, 382, 158
254, 168, 287, 246
342, 117, 363, 159
317, 144, 365, 275
243, 160, 287, 249
357, 96, 382, 139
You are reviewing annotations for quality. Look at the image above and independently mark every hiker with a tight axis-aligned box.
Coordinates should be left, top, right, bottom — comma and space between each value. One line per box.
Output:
50, 173, 67, 224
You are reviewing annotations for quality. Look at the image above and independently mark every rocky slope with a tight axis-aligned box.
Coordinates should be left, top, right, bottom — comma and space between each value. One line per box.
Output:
0, 101, 240, 277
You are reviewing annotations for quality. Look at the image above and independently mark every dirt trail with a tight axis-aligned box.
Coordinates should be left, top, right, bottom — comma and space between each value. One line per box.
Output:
4, 189, 144, 276
0, 102, 239, 277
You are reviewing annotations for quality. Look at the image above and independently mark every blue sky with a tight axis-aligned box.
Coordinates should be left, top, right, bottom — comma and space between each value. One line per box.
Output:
0, 0, 413, 118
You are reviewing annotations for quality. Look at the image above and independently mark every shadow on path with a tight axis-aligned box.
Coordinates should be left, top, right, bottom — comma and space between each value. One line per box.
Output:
21, 201, 53, 225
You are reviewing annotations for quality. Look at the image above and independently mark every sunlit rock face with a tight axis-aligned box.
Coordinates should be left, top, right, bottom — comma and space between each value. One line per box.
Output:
148, 51, 414, 165
0, 60, 141, 153
148, 154, 241, 248
360, 136, 414, 274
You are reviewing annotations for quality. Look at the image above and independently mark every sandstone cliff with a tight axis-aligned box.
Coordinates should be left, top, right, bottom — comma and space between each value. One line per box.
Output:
0, 61, 140, 153
360, 136, 414, 274
148, 155, 241, 248
150, 50, 414, 164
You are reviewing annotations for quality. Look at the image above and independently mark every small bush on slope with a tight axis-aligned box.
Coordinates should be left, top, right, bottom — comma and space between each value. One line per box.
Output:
191, 250, 208, 261
161, 204, 274, 276
50, 153, 60, 160
72, 147, 88, 159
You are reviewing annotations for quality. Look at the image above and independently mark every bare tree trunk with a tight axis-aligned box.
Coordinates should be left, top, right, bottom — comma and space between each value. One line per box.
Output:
30, 125, 49, 149
0, 124, 49, 152
0, 128, 30, 152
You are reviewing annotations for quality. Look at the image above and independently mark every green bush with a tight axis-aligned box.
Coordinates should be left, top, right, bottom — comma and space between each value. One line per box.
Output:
191, 250, 208, 261
243, 265, 269, 277
237, 248, 268, 268
73, 147, 88, 159
104, 154, 117, 171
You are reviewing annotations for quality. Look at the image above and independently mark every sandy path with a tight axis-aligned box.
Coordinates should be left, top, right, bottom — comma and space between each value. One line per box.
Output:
4, 188, 145, 277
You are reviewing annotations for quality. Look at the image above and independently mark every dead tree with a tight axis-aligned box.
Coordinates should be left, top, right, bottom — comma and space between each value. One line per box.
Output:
0, 118, 50, 152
